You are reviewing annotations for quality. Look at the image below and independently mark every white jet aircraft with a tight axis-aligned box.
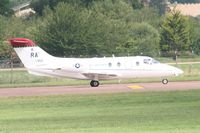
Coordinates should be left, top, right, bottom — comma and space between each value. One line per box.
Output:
9, 38, 183, 87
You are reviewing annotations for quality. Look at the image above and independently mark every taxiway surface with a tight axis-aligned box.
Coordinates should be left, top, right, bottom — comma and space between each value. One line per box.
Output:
0, 81, 199, 97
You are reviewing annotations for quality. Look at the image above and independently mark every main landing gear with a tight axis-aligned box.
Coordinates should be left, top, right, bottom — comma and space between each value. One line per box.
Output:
90, 80, 100, 87
162, 79, 168, 84
90, 79, 168, 87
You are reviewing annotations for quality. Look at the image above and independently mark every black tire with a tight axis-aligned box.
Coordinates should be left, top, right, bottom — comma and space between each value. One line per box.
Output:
90, 80, 99, 87
162, 79, 168, 84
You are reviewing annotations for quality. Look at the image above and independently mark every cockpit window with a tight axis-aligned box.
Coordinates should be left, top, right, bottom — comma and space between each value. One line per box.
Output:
143, 58, 160, 64
143, 59, 151, 64
152, 59, 160, 64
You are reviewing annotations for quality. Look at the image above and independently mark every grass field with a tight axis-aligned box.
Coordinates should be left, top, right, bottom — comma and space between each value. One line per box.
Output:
0, 63, 200, 88
155, 56, 200, 63
0, 90, 200, 133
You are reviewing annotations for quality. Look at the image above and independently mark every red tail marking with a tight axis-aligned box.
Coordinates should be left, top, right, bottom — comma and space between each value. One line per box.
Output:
9, 38, 36, 47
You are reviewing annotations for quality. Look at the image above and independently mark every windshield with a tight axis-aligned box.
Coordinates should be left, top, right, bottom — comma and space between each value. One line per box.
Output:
143, 58, 160, 64
152, 59, 160, 64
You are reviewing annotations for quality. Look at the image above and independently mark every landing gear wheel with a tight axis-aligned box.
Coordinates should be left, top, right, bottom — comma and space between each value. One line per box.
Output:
162, 79, 168, 84
90, 80, 99, 87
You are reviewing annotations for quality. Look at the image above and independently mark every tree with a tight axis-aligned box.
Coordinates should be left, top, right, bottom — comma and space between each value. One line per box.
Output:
160, 10, 189, 57
0, 16, 11, 59
91, 0, 160, 27
0, 42, 11, 59
130, 7, 160, 27
0, 15, 32, 58
91, 0, 133, 21
117, 23, 160, 56
30, 0, 97, 16
33, 1, 141, 57
149, 0, 167, 15
31, 0, 162, 57
34, 2, 124, 57
193, 38, 200, 55
30, 0, 55, 16
129, 0, 144, 9
0, 0, 13, 16
188, 18, 200, 55
34, 3, 86, 56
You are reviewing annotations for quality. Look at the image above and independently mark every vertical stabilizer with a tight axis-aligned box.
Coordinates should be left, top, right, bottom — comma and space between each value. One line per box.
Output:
9, 38, 55, 68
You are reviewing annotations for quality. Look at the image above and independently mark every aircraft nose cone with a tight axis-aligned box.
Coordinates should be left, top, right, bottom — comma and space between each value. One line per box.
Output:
174, 67, 184, 76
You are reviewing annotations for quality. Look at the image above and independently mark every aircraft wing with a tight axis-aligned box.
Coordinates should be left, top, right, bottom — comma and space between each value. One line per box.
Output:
82, 72, 118, 80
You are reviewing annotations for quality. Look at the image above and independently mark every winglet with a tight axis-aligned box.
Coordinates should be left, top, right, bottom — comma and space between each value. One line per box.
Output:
9, 38, 36, 47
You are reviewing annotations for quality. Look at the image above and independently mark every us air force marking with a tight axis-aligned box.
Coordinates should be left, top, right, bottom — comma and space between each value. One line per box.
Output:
75, 63, 80, 68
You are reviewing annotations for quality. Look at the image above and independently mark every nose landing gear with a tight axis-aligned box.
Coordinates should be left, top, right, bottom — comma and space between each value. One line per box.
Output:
162, 79, 168, 84
90, 80, 100, 87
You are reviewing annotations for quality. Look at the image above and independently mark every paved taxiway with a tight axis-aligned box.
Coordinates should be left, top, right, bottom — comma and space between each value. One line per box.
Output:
0, 81, 199, 97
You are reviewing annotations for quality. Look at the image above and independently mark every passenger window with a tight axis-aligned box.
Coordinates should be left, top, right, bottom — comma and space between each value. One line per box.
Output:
108, 62, 112, 67
117, 62, 121, 67
136, 62, 139, 66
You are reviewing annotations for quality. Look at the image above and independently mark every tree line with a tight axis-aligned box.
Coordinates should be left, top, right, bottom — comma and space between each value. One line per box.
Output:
0, 0, 200, 59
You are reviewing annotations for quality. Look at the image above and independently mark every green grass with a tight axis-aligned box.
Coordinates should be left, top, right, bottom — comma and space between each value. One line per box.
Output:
0, 90, 200, 132
0, 63, 200, 88
0, 70, 90, 88
155, 56, 200, 63
168, 63, 200, 81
